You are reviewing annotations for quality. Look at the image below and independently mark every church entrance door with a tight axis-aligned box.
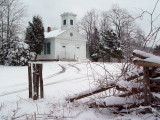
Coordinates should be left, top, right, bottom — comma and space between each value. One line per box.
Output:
75, 47, 80, 59
62, 46, 66, 59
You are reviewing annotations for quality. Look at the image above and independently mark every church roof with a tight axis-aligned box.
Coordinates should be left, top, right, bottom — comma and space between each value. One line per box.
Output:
45, 29, 66, 38
61, 12, 77, 17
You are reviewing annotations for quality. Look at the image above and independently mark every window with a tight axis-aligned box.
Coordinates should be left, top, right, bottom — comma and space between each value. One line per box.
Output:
47, 42, 51, 54
70, 19, 73, 25
63, 20, 66, 25
44, 43, 46, 55
44, 42, 51, 55
70, 32, 73, 37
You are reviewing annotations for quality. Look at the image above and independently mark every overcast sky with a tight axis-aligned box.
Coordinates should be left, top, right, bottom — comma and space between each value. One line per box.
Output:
21, 0, 160, 33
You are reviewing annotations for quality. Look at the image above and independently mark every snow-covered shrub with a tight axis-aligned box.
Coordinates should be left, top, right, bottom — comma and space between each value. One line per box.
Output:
7, 37, 35, 66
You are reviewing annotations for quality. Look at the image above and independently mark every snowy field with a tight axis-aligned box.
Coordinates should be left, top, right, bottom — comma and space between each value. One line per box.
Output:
0, 62, 156, 119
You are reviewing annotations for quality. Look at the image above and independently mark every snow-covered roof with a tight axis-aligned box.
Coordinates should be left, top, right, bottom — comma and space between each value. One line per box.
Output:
60, 12, 77, 17
45, 29, 66, 38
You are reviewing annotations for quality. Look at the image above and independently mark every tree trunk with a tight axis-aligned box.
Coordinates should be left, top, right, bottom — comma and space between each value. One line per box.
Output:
108, 56, 111, 62
34, 54, 37, 61
1, 17, 5, 65
118, 58, 121, 63
6, 4, 10, 54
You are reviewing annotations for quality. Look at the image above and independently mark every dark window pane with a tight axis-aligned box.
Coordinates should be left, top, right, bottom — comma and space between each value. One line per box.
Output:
70, 20, 73, 25
64, 20, 66, 25
44, 43, 46, 55
70, 33, 73, 36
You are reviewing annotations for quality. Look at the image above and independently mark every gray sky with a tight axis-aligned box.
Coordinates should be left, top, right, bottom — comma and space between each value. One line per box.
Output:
21, 0, 160, 33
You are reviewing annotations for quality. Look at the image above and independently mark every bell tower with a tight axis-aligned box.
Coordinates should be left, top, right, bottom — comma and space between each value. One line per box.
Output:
61, 12, 77, 30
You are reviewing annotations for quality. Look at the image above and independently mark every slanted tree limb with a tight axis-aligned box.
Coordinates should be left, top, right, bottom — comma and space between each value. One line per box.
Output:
125, 72, 143, 81
151, 93, 160, 103
67, 85, 115, 102
67, 71, 145, 102
150, 78, 160, 84
89, 102, 142, 110
118, 88, 143, 97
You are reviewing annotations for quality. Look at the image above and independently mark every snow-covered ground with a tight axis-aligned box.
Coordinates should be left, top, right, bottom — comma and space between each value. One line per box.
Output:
0, 62, 156, 119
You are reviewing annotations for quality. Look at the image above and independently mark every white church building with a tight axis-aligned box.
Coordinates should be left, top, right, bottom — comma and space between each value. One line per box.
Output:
38, 12, 87, 61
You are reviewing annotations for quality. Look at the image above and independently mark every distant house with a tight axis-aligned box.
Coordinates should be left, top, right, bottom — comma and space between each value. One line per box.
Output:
38, 12, 87, 61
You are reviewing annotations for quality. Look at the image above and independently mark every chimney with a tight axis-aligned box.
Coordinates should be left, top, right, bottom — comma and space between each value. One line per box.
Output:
47, 27, 51, 32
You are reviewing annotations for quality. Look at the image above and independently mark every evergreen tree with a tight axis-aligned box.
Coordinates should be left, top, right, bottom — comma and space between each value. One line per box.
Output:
153, 45, 160, 56
25, 15, 44, 60
90, 28, 100, 61
100, 30, 124, 62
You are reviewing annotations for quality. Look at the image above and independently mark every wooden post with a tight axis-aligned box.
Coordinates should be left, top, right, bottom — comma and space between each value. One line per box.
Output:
28, 63, 32, 98
33, 64, 38, 100
36, 64, 40, 98
143, 67, 151, 112
39, 64, 44, 98
28, 63, 44, 100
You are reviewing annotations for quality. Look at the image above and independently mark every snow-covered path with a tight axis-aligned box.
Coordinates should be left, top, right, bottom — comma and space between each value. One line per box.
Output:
0, 62, 126, 120
0, 62, 120, 103
1, 62, 154, 120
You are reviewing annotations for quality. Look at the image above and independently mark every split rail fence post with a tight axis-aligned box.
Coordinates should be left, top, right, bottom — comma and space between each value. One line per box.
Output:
39, 64, 44, 98
28, 62, 44, 100
28, 63, 32, 98
36, 64, 40, 98
143, 67, 151, 112
33, 64, 38, 100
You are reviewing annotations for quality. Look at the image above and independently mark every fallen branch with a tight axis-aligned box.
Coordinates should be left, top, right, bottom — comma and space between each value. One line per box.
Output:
116, 86, 142, 93
150, 78, 160, 84
118, 88, 143, 97
67, 72, 145, 102
126, 72, 143, 81
151, 94, 160, 103
116, 86, 128, 91
89, 102, 142, 110
67, 84, 115, 102
150, 84, 160, 92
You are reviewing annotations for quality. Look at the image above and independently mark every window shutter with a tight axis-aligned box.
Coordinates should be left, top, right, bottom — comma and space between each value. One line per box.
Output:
48, 42, 51, 54
47, 42, 51, 54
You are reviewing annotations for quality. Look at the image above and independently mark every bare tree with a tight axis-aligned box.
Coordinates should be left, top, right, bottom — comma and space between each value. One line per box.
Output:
0, 0, 26, 65
99, 12, 111, 33
78, 9, 99, 58
105, 5, 145, 60
0, 0, 6, 65
137, 0, 160, 49
79, 5, 146, 61
79, 9, 99, 42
